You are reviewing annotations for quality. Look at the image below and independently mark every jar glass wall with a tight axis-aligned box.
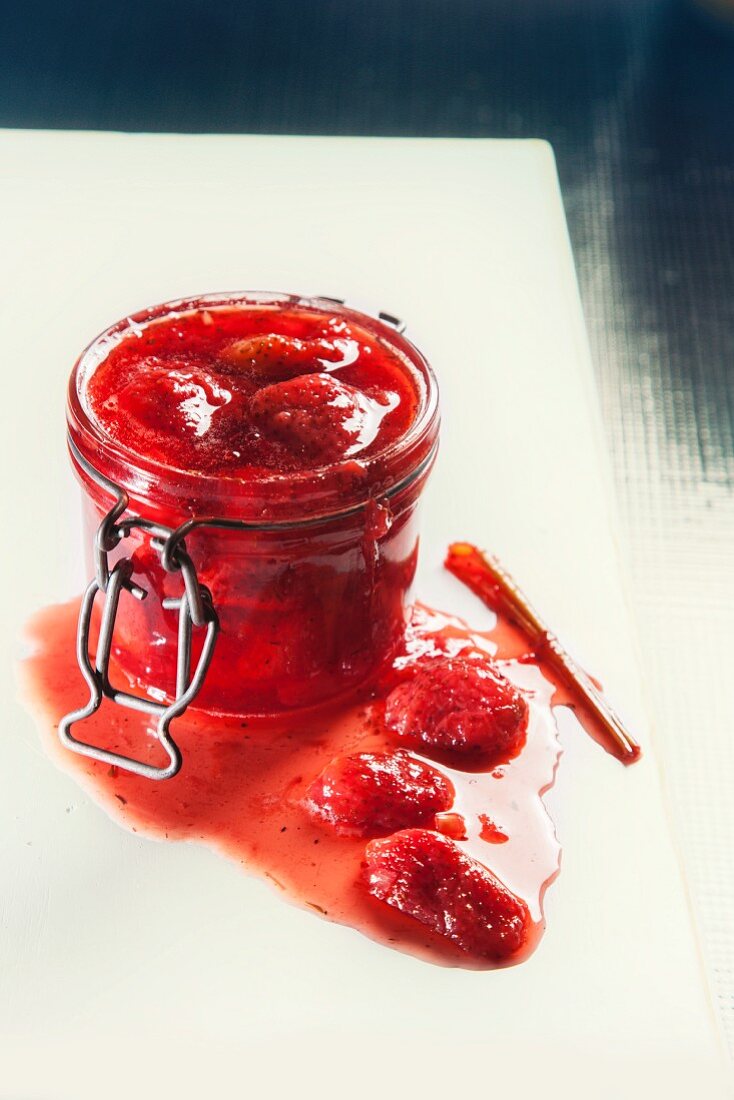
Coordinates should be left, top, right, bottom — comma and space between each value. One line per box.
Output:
67, 293, 440, 716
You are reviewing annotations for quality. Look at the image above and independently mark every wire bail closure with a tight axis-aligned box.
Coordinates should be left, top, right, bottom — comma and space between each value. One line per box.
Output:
59, 443, 221, 780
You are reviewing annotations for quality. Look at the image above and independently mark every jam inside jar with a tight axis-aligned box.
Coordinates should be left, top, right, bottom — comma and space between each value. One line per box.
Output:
67, 292, 440, 716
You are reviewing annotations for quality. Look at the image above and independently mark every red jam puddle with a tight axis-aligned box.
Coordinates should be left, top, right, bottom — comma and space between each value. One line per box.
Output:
20, 549, 623, 971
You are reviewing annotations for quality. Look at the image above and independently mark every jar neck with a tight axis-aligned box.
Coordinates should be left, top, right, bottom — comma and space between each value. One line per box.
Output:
68, 433, 439, 534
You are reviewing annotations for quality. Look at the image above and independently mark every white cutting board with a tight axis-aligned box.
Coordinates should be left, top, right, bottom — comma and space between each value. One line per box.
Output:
0, 132, 727, 1099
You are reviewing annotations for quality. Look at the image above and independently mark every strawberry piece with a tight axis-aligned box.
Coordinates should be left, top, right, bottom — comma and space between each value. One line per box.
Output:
105, 362, 243, 468
365, 828, 530, 961
384, 656, 528, 761
433, 811, 467, 840
302, 751, 454, 837
250, 373, 384, 463
108, 362, 232, 436
219, 333, 341, 381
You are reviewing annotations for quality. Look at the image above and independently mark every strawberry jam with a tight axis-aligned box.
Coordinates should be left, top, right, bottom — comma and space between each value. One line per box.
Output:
68, 293, 439, 715
22, 590, 562, 970
84, 300, 419, 479
30, 294, 635, 970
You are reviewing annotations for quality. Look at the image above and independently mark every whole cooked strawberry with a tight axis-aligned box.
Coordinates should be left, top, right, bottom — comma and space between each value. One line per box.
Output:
384, 656, 528, 762
250, 373, 388, 463
303, 750, 454, 837
365, 828, 530, 961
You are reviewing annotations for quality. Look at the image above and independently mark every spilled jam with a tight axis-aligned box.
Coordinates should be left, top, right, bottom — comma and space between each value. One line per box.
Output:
32, 297, 637, 970
22, 576, 566, 970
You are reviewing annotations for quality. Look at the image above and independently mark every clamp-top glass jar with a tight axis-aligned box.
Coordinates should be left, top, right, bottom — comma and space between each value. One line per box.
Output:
66, 292, 440, 723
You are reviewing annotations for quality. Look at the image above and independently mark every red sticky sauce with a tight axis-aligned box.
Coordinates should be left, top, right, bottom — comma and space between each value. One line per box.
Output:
84, 303, 419, 479
21, 591, 565, 970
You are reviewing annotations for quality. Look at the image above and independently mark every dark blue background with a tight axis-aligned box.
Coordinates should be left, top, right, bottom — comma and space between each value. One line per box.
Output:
1, 0, 733, 466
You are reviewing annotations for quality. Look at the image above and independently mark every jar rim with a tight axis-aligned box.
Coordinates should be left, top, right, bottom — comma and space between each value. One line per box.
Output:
67, 291, 440, 523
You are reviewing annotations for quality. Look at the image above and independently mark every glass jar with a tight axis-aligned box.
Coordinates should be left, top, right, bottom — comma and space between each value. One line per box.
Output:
67, 292, 440, 716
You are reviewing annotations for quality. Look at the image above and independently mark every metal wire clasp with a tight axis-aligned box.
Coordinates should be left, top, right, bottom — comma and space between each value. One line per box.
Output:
59, 445, 220, 781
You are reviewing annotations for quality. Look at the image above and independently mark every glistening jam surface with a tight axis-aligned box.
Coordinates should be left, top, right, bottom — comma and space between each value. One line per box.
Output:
83, 304, 420, 477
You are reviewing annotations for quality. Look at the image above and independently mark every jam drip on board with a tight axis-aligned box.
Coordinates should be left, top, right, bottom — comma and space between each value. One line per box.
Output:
21, 546, 637, 969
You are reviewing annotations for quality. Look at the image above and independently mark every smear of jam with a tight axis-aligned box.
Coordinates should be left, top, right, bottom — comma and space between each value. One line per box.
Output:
21, 582, 565, 970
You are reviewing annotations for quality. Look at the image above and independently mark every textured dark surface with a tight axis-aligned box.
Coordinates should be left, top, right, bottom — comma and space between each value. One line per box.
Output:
2, 0, 733, 1052
1, 1, 731, 476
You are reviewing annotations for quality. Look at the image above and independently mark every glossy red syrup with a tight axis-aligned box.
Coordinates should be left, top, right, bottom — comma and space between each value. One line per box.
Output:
22, 581, 564, 970
84, 305, 419, 478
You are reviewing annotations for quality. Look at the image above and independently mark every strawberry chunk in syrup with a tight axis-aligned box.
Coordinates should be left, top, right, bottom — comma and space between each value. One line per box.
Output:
104, 361, 249, 469
250, 373, 391, 463
303, 750, 454, 838
219, 333, 345, 381
384, 656, 529, 762
365, 828, 531, 961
